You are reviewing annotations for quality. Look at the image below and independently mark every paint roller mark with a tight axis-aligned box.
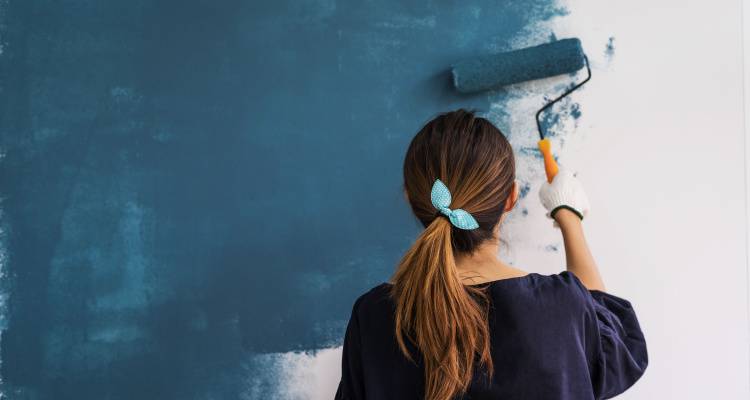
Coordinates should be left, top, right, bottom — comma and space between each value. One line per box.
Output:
529, 3, 569, 21
0, 2, 9, 395
539, 109, 561, 137
292, 0, 337, 22
539, 98, 582, 139
110, 87, 137, 103
362, 36, 406, 65
604, 37, 615, 60
570, 103, 581, 119
518, 146, 544, 160
0, 0, 6, 56
375, 15, 437, 29
0, 200, 8, 397
519, 182, 531, 199
469, 6, 481, 19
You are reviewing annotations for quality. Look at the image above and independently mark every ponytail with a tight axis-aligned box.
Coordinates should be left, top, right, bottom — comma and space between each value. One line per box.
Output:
389, 216, 494, 400
393, 108, 515, 399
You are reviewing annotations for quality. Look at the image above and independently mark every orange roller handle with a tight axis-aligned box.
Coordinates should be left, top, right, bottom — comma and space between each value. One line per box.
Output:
538, 138, 559, 183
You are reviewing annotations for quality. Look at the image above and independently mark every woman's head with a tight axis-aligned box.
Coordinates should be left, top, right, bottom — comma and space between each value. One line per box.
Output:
403, 108, 518, 251
389, 109, 517, 400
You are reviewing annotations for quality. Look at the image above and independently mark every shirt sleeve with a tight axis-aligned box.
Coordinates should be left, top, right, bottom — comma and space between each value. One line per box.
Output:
334, 295, 366, 400
582, 286, 649, 399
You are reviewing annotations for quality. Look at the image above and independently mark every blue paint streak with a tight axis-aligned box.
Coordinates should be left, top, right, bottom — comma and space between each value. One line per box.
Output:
539, 98, 582, 139
570, 102, 582, 119
605, 36, 616, 59
518, 146, 545, 160
519, 182, 531, 199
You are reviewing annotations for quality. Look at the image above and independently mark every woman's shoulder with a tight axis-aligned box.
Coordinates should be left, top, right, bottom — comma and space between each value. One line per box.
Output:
499, 270, 596, 312
342, 283, 398, 337
529, 271, 639, 319
531, 269, 581, 284
542, 270, 589, 292
347, 282, 394, 318
529, 270, 589, 293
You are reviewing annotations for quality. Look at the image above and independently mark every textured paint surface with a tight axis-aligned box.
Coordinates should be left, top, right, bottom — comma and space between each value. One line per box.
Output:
0, 0, 574, 398
451, 37, 584, 93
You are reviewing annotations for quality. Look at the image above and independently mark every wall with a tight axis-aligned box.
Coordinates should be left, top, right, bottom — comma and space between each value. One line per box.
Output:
0, 0, 747, 399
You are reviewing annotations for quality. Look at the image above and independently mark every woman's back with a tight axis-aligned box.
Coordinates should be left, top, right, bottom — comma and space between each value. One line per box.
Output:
336, 271, 647, 400
335, 109, 648, 399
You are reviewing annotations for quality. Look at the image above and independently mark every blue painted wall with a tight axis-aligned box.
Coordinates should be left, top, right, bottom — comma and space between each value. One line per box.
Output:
0, 0, 562, 398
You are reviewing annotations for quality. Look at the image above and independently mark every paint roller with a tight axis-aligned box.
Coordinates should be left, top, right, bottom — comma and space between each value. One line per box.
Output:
451, 38, 591, 183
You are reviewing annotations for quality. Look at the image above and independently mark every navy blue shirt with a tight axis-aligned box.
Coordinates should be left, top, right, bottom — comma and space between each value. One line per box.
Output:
335, 271, 648, 399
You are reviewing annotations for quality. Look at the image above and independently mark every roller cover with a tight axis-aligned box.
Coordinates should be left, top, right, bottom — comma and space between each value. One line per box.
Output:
451, 38, 585, 93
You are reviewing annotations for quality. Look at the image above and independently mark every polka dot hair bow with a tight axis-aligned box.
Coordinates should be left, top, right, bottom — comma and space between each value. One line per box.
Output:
430, 179, 479, 230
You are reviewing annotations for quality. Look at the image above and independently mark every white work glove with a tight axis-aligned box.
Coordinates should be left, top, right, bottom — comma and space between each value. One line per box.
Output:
538, 168, 590, 228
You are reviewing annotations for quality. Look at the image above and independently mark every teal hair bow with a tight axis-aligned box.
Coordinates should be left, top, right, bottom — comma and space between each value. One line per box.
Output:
430, 179, 479, 230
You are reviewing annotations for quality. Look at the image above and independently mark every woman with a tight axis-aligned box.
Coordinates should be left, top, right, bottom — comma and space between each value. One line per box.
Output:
335, 109, 648, 400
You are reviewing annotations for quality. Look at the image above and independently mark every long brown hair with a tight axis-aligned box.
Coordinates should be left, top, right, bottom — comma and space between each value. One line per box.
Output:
389, 109, 516, 400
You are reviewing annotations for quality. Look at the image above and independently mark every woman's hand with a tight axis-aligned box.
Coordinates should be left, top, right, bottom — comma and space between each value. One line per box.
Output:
538, 168, 590, 228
